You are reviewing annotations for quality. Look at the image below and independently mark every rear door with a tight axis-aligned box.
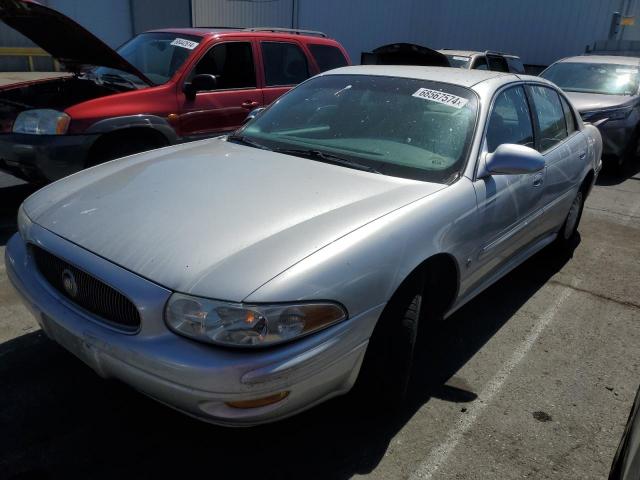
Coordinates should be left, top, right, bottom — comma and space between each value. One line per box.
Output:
177, 39, 264, 138
527, 84, 586, 233
468, 84, 544, 288
260, 40, 313, 105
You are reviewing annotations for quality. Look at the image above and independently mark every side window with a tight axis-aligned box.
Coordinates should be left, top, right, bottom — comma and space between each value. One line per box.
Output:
261, 41, 310, 86
506, 57, 525, 74
559, 95, 577, 135
191, 42, 256, 89
529, 85, 569, 151
486, 86, 534, 153
487, 55, 509, 72
308, 44, 348, 72
472, 56, 488, 70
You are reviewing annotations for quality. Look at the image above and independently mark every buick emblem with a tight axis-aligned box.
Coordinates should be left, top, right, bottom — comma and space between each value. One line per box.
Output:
61, 269, 78, 299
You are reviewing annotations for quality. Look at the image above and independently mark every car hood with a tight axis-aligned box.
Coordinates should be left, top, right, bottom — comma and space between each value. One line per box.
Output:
564, 91, 635, 112
24, 137, 444, 301
0, 0, 151, 84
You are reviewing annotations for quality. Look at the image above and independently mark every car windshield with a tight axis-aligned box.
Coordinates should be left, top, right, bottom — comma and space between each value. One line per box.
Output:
94, 32, 201, 87
237, 74, 478, 184
541, 62, 640, 95
445, 55, 471, 68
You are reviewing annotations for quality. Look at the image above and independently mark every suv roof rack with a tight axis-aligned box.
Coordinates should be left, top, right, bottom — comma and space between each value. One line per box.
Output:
243, 27, 327, 38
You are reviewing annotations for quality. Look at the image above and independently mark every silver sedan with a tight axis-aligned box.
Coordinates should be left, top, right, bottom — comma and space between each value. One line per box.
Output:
5, 66, 602, 426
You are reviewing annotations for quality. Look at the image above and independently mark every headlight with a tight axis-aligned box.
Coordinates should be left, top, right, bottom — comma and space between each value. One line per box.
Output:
13, 109, 71, 135
17, 203, 33, 240
165, 293, 347, 347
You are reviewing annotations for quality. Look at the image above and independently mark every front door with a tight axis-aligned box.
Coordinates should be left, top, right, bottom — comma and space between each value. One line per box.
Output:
177, 40, 264, 138
465, 85, 545, 292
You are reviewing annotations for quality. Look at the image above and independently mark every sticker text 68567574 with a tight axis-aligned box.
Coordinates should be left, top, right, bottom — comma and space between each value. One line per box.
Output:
412, 88, 469, 109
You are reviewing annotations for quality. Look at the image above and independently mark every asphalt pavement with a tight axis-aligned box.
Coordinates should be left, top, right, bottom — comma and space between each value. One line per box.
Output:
0, 162, 639, 479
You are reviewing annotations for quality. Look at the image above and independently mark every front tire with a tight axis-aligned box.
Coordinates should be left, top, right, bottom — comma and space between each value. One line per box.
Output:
354, 275, 423, 409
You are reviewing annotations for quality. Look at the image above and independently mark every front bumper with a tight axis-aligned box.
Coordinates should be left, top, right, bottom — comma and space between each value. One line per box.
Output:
589, 117, 637, 159
5, 225, 379, 426
0, 133, 98, 183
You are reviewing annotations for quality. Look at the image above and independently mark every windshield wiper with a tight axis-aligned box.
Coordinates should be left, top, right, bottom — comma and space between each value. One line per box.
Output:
226, 134, 272, 151
274, 148, 382, 174
99, 73, 141, 89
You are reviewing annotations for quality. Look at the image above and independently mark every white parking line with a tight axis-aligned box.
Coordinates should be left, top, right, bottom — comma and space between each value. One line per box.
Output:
410, 285, 574, 480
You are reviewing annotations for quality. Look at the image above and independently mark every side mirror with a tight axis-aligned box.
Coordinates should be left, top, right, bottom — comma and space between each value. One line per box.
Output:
183, 74, 218, 99
483, 144, 545, 176
243, 107, 265, 124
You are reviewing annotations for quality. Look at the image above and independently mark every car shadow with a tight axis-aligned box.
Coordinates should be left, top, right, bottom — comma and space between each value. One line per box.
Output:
596, 158, 640, 187
0, 181, 38, 247
0, 239, 577, 480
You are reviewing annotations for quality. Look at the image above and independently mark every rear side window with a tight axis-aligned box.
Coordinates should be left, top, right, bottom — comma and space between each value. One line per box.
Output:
559, 95, 577, 135
308, 44, 348, 72
487, 55, 509, 72
486, 86, 534, 153
472, 56, 488, 70
191, 41, 256, 89
506, 57, 525, 74
529, 85, 568, 151
261, 42, 310, 86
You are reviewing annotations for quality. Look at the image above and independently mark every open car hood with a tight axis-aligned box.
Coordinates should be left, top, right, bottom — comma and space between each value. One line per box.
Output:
361, 43, 450, 67
0, 0, 152, 85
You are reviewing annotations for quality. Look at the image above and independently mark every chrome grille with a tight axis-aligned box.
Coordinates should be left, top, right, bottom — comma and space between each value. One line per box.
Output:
32, 246, 140, 331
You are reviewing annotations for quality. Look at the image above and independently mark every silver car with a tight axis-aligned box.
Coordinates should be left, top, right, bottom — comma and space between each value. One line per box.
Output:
5, 66, 602, 426
541, 55, 640, 167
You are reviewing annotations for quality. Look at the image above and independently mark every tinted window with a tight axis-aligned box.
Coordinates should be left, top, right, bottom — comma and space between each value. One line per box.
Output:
191, 42, 256, 89
486, 86, 534, 153
472, 57, 488, 70
529, 85, 568, 151
262, 42, 309, 86
506, 57, 525, 74
446, 54, 471, 68
487, 55, 509, 72
309, 44, 348, 72
541, 62, 640, 96
560, 96, 577, 135
239, 75, 478, 184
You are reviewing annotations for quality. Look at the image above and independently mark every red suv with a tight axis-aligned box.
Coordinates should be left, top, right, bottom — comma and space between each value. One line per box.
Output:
0, 0, 350, 183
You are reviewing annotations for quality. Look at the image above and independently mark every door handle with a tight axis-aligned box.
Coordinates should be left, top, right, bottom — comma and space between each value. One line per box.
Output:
241, 101, 260, 109
578, 151, 587, 160
533, 172, 544, 187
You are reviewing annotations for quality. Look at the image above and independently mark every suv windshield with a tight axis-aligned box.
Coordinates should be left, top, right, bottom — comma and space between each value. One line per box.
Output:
94, 32, 201, 87
237, 74, 478, 183
541, 62, 640, 95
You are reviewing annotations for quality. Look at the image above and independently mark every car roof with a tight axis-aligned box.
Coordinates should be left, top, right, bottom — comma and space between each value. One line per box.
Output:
322, 65, 515, 87
146, 27, 338, 43
439, 50, 481, 58
557, 55, 640, 66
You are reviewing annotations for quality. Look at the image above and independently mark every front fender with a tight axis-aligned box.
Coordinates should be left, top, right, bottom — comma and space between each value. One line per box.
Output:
85, 115, 179, 143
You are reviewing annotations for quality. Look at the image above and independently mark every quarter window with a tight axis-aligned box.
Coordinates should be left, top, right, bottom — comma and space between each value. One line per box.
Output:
472, 57, 488, 70
190, 42, 256, 89
309, 44, 348, 72
261, 42, 310, 86
529, 85, 568, 151
486, 86, 534, 153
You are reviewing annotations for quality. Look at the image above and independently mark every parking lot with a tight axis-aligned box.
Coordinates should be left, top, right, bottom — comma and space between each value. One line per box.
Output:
0, 159, 638, 479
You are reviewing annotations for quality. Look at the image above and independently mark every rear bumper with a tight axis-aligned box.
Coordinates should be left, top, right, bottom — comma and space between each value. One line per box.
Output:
5, 225, 378, 426
0, 133, 98, 183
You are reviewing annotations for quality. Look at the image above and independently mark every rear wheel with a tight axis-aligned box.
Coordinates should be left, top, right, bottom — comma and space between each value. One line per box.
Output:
554, 189, 585, 250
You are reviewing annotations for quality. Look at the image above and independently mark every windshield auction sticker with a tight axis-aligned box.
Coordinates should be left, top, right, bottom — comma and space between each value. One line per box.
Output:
412, 88, 469, 109
171, 38, 200, 50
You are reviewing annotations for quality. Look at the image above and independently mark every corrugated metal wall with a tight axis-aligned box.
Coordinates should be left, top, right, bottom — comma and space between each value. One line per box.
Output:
191, 0, 640, 66
131, 0, 192, 35
192, 0, 294, 28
